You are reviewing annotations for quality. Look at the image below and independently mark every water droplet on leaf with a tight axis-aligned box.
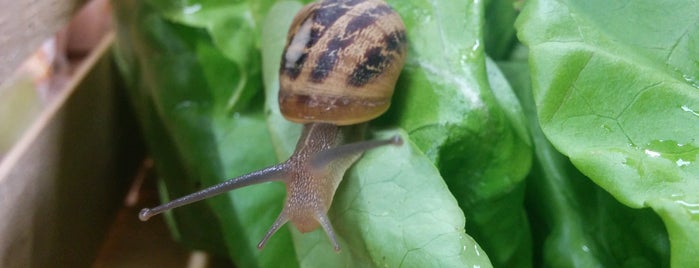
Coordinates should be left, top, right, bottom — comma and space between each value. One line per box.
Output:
681, 105, 699, 117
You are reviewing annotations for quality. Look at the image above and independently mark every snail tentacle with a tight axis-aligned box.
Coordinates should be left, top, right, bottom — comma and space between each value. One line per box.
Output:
138, 164, 287, 221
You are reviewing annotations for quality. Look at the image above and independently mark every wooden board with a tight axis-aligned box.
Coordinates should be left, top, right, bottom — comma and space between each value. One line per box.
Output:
0, 33, 143, 267
0, 0, 84, 84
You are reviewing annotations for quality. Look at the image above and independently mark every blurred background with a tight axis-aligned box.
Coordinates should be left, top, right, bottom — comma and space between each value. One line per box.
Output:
0, 0, 229, 267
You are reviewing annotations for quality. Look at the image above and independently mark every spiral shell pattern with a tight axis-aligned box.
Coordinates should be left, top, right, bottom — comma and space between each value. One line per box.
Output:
279, 0, 407, 125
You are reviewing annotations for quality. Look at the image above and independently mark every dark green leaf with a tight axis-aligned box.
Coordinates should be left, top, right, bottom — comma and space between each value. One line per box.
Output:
113, 0, 228, 254
483, 0, 520, 59
113, 0, 298, 266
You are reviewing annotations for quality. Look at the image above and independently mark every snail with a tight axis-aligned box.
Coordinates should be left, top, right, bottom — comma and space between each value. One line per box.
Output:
138, 0, 407, 252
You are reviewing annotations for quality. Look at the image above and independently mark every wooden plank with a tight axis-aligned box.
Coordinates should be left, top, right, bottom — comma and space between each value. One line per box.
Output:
0, 33, 143, 267
0, 0, 83, 84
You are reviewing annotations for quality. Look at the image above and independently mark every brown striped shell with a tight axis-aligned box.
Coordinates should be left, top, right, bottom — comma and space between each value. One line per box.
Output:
279, 0, 407, 126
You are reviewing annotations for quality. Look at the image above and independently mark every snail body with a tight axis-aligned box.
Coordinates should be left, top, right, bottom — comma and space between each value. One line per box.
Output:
139, 0, 406, 251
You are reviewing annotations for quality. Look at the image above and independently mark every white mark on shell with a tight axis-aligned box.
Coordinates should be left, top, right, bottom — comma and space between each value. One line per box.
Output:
285, 18, 314, 69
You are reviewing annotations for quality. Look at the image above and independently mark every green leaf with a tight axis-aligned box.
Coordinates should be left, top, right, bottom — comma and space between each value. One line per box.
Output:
144, 0, 273, 111
381, 1, 534, 267
517, 0, 699, 266
337, 130, 490, 267
483, 0, 520, 59
499, 61, 670, 267
113, 1, 298, 266
112, 0, 699, 266
113, 0, 228, 254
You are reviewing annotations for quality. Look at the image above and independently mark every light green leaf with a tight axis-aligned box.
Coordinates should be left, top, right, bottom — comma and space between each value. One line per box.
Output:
500, 61, 670, 267
517, 0, 699, 266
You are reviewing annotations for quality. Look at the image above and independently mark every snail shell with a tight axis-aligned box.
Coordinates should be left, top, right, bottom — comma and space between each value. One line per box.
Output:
279, 0, 407, 126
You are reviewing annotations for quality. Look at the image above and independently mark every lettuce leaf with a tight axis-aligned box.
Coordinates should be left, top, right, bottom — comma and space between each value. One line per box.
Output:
517, 0, 699, 266
112, 0, 696, 266
499, 60, 670, 267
